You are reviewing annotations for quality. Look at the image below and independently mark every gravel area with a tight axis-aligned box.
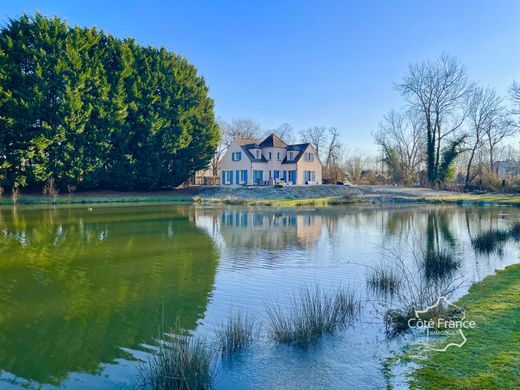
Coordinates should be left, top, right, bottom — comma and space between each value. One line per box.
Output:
194, 184, 457, 201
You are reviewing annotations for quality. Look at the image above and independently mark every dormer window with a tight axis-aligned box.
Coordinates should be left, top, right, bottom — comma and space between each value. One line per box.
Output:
268, 152, 272, 160
277, 152, 281, 161
288, 152, 294, 161
255, 150, 260, 159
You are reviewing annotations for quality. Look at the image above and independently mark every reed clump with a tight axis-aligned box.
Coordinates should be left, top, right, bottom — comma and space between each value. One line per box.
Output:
423, 249, 461, 281
471, 229, 509, 255
508, 221, 520, 241
216, 312, 255, 355
266, 285, 359, 347
138, 335, 216, 390
366, 266, 402, 297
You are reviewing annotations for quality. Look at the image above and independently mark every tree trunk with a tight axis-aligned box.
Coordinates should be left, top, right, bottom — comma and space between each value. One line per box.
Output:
465, 144, 477, 190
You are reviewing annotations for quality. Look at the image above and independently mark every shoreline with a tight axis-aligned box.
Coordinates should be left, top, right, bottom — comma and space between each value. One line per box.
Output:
3, 185, 520, 207
388, 263, 520, 389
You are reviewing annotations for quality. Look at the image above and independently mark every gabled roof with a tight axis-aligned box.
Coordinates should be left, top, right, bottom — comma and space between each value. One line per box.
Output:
259, 134, 287, 148
281, 143, 312, 164
230, 135, 320, 165
241, 144, 267, 162
235, 138, 261, 146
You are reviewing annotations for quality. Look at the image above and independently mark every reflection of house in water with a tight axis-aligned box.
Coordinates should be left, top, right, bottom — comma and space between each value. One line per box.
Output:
219, 210, 322, 249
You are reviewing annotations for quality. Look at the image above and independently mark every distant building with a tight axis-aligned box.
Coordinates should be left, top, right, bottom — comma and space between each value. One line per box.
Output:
219, 133, 322, 186
493, 161, 520, 178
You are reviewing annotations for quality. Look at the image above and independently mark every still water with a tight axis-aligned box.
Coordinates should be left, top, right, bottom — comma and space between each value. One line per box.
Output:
0, 204, 518, 389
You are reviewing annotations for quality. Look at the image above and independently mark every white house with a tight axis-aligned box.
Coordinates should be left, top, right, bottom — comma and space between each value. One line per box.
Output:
220, 134, 322, 186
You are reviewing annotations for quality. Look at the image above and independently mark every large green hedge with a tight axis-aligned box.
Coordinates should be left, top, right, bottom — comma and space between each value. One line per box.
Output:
0, 13, 219, 191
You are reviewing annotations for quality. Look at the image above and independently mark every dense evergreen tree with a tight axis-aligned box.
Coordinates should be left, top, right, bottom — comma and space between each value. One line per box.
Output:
0, 14, 219, 191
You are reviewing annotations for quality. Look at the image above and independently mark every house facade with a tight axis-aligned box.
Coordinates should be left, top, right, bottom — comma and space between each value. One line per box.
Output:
494, 161, 520, 178
220, 134, 322, 186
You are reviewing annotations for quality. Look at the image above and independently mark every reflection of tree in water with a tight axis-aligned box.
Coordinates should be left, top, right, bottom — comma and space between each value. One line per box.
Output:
426, 210, 457, 252
0, 206, 218, 386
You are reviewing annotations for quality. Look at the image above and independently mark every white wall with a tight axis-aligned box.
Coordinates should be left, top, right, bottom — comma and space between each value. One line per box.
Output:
220, 140, 252, 185
296, 145, 322, 185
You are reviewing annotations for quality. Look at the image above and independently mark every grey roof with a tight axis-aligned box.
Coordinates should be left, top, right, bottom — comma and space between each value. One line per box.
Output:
281, 143, 311, 164
259, 134, 288, 148
240, 144, 267, 162
233, 134, 318, 165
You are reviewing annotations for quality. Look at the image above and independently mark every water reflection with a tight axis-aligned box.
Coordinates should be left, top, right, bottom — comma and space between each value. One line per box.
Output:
209, 209, 322, 250
0, 206, 218, 386
0, 204, 519, 389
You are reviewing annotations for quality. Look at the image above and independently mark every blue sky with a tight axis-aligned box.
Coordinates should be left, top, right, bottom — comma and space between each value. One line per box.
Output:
1, 1, 520, 151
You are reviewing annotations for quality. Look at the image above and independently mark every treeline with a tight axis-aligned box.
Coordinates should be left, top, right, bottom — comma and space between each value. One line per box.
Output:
374, 54, 520, 190
0, 14, 219, 191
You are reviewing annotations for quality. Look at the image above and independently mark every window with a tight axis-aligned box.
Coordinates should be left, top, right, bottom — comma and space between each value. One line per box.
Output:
255, 150, 260, 159
288, 152, 294, 160
224, 170, 234, 184
305, 152, 314, 161
304, 170, 316, 183
277, 152, 281, 161
288, 170, 296, 183
268, 152, 272, 160
253, 170, 263, 184
231, 152, 242, 161
240, 170, 247, 183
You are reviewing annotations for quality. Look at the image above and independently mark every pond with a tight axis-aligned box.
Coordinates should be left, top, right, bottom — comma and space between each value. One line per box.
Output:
0, 203, 518, 389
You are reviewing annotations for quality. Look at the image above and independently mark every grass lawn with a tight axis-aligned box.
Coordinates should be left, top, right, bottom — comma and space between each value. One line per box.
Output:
403, 263, 520, 389
422, 194, 520, 206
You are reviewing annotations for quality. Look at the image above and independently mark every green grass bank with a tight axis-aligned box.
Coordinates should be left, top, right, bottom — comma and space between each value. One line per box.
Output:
396, 263, 520, 389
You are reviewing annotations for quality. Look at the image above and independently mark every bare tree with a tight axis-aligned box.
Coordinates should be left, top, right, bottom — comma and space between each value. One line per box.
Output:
373, 109, 425, 184
222, 118, 262, 146
464, 86, 503, 189
300, 126, 328, 159
396, 54, 472, 185
270, 123, 296, 144
209, 118, 263, 176
483, 108, 516, 169
509, 81, 520, 130
324, 127, 341, 167
510, 81, 520, 114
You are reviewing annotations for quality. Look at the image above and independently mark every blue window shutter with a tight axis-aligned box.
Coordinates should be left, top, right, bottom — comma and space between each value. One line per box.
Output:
236, 170, 239, 184
293, 170, 297, 184
283, 170, 287, 181
222, 173, 225, 185
312, 171, 316, 182
244, 170, 248, 184
230, 170, 233, 184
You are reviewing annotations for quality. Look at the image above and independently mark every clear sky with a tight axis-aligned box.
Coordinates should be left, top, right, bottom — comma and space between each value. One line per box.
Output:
1, 1, 520, 152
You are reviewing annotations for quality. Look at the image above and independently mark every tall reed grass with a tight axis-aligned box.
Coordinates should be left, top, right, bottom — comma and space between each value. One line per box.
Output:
423, 249, 461, 281
138, 335, 216, 390
366, 266, 402, 297
471, 228, 509, 255
266, 285, 359, 347
216, 312, 255, 355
